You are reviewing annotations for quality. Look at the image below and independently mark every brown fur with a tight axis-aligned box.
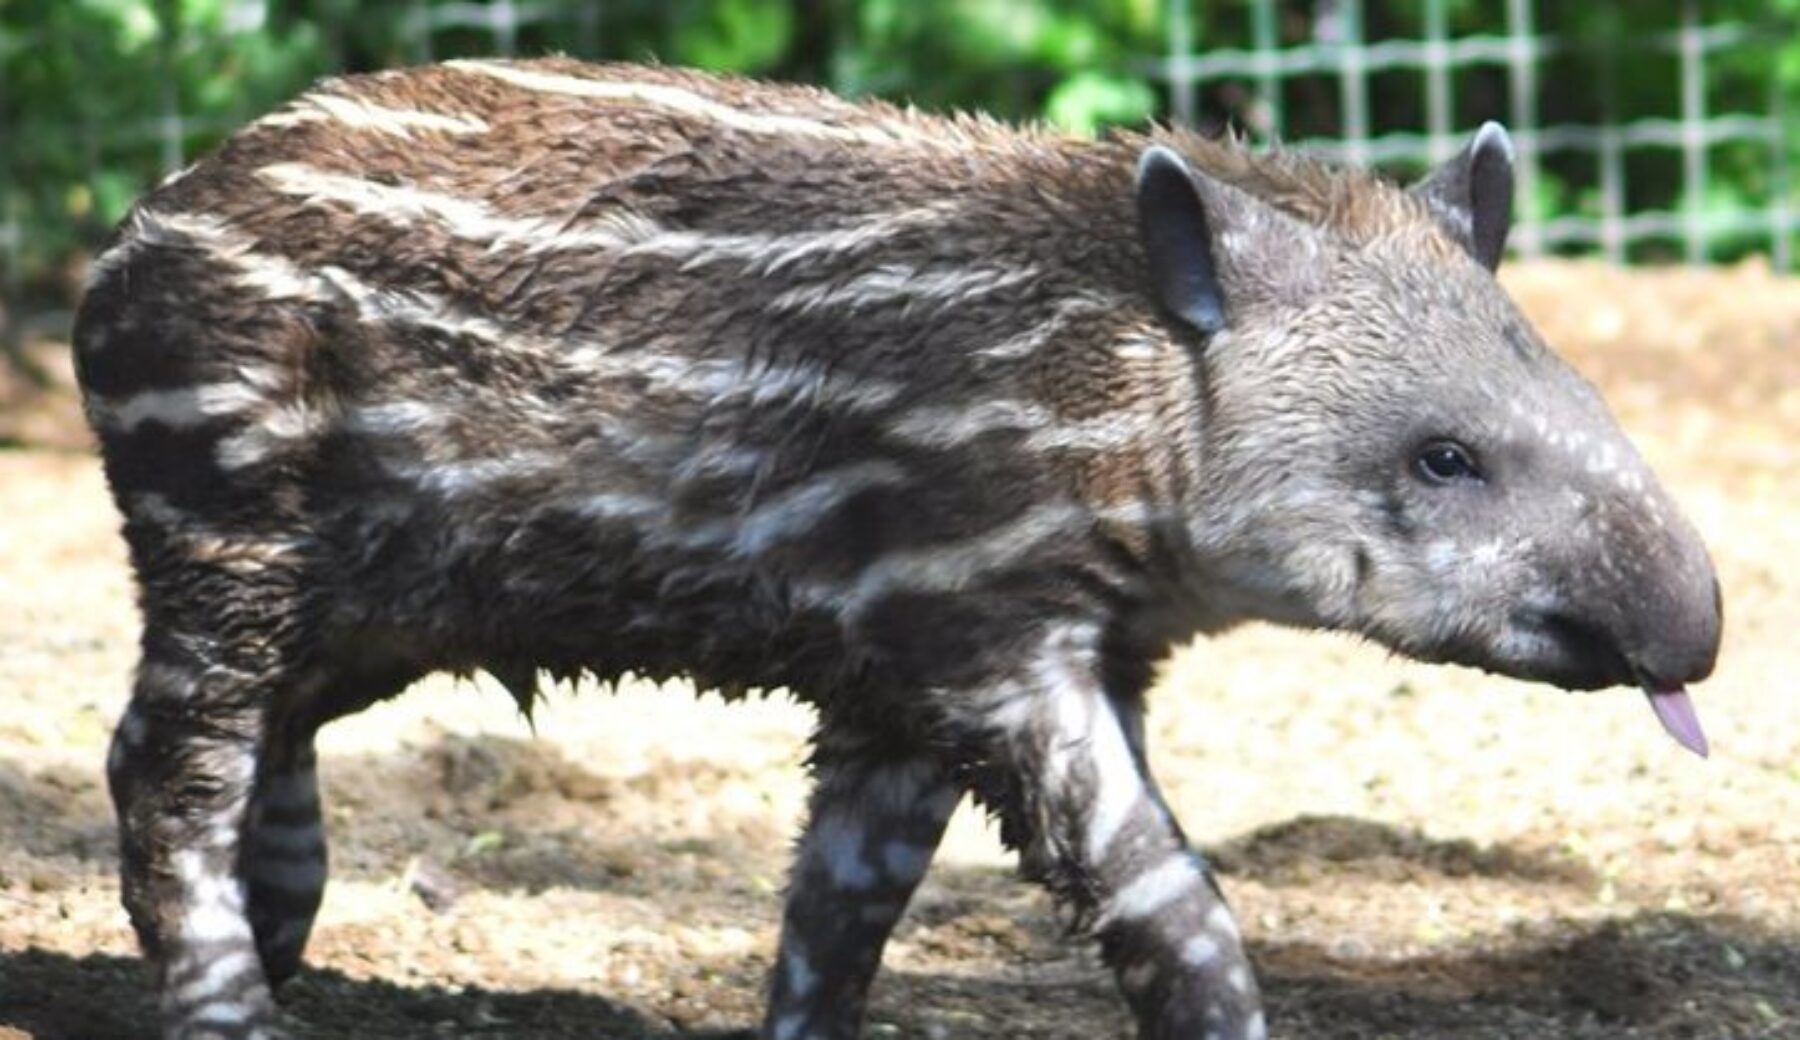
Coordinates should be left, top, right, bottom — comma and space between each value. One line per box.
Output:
73, 60, 1719, 1040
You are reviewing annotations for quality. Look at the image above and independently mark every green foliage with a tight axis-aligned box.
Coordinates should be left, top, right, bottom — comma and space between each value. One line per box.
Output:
3, 0, 1800, 300
1046, 70, 1156, 136
1, 0, 327, 286
670, 0, 794, 71
837, 0, 1158, 125
0, 0, 1170, 300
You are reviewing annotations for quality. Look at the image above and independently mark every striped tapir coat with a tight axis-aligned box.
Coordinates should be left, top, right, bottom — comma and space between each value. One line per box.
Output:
74, 59, 1720, 1040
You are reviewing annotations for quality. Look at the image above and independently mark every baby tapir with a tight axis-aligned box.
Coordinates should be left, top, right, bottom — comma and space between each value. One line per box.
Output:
73, 58, 1721, 1040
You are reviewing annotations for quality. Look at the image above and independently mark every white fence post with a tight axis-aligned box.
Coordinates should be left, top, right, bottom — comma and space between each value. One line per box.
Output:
1423, 0, 1454, 166
1680, 0, 1709, 265
1771, 57, 1793, 269
1167, 0, 1196, 129
1504, 0, 1542, 258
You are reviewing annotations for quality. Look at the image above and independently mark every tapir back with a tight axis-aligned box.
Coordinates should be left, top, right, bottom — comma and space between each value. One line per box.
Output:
74, 58, 1190, 708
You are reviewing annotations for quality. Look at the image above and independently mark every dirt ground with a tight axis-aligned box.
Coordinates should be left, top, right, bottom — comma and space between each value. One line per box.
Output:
1, 259, 1797, 1039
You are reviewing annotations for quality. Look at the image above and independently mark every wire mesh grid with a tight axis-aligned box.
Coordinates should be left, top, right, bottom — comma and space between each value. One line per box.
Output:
1158, 0, 1798, 267
2, 0, 1798, 305
0, 0, 567, 312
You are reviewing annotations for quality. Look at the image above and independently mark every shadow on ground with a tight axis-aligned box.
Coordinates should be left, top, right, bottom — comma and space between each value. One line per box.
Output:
1259, 911, 1800, 1039
1208, 812, 1599, 887
0, 947, 742, 1040
5, 738, 1795, 1039
3, 909, 1796, 1040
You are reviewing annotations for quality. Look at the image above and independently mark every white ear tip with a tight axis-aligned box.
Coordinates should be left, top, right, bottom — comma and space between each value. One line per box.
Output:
1137, 145, 1189, 185
1473, 121, 1515, 163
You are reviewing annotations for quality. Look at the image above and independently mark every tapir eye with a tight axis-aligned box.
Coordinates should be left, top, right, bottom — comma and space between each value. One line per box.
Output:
1414, 440, 1483, 485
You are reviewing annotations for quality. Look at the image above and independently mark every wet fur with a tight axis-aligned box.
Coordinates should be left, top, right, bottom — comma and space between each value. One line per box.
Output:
75, 59, 1717, 1040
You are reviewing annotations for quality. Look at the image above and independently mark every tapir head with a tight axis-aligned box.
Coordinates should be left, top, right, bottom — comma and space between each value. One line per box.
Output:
1136, 124, 1722, 755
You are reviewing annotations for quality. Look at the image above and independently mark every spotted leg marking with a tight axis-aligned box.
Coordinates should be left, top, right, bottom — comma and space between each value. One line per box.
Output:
109, 658, 287, 1040
966, 624, 1265, 1040
761, 738, 960, 1040
243, 736, 327, 988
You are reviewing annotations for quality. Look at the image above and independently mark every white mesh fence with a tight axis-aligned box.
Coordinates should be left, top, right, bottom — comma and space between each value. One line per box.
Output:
1157, 0, 1796, 267
2, 0, 1796, 306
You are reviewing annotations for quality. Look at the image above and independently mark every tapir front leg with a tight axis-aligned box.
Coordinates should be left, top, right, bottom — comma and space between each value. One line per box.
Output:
962, 623, 1265, 1040
762, 734, 961, 1040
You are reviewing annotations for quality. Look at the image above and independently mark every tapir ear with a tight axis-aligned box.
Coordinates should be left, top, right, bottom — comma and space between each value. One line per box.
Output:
1136, 146, 1227, 337
1411, 121, 1515, 271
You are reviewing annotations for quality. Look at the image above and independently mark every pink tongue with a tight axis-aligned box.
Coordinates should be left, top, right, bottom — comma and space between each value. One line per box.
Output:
1644, 687, 1709, 758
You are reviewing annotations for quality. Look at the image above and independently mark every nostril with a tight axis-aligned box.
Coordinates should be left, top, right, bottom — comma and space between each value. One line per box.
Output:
1630, 623, 1720, 689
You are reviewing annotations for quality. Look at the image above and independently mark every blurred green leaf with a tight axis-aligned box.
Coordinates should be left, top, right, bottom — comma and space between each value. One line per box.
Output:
671, 0, 792, 73
1045, 70, 1155, 136
7, 0, 1800, 296
75, 0, 159, 52
91, 170, 142, 225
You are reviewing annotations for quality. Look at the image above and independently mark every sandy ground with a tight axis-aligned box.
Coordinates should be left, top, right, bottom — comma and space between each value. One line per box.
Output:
1, 259, 1797, 1039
